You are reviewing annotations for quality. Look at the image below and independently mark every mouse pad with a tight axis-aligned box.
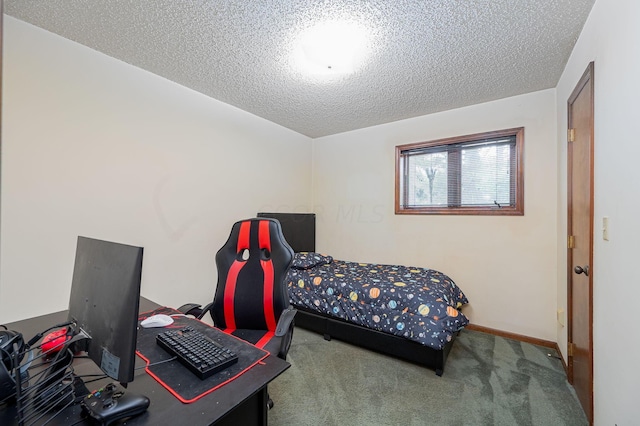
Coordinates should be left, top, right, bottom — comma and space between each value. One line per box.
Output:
136, 307, 269, 403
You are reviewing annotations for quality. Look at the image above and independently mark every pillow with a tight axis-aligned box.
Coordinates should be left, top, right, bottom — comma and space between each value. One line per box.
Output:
291, 252, 333, 270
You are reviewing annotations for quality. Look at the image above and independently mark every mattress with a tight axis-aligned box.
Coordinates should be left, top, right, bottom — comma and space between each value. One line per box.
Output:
286, 252, 469, 350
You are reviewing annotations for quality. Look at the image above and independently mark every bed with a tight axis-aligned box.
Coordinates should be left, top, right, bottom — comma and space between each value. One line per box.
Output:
256, 212, 469, 376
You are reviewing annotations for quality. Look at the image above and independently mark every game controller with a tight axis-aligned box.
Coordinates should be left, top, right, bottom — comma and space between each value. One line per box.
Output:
81, 382, 149, 425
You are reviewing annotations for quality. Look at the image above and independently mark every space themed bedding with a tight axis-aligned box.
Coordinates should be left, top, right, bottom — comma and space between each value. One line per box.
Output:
286, 252, 469, 350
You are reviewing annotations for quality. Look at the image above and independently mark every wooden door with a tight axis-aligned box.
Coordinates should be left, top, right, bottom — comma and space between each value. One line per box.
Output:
567, 62, 594, 423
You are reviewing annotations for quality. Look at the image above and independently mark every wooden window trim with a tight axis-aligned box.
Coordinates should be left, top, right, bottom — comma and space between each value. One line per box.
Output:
395, 127, 525, 216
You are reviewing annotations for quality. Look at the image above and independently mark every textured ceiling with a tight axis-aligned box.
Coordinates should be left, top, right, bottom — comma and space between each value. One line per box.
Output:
5, 0, 595, 138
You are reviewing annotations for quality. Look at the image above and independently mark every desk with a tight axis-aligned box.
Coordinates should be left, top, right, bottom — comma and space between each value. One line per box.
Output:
0, 298, 290, 425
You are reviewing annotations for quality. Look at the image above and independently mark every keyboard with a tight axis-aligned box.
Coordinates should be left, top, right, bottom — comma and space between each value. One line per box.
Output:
156, 326, 238, 380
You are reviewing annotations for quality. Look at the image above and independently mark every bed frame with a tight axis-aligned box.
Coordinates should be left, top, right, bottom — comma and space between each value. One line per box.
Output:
257, 212, 455, 376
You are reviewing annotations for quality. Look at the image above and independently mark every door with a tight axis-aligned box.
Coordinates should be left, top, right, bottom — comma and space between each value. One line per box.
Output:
567, 62, 594, 423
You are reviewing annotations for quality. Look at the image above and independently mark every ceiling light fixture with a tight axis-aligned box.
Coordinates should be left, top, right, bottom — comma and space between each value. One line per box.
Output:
295, 20, 369, 76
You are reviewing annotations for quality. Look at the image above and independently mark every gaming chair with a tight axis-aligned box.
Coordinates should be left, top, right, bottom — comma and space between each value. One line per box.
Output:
180, 218, 297, 360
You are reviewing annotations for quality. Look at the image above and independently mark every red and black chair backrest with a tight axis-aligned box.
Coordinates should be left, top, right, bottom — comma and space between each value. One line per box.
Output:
211, 218, 294, 335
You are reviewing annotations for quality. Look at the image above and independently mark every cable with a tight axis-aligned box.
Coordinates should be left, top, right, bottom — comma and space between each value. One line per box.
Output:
136, 356, 178, 369
26, 322, 75, 347
74, 373, 109, 385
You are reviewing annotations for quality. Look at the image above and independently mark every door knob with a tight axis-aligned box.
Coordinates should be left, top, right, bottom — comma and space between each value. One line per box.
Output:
574, 265, 589, 276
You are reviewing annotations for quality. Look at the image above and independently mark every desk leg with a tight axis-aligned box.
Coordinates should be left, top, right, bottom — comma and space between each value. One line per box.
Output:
214, 385, 268, 426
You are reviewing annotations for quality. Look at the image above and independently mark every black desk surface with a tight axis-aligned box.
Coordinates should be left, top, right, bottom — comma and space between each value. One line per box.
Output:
0, 298, 290, 425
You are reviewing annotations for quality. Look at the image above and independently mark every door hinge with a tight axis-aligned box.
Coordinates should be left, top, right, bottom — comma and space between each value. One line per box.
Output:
568, 128, 575, 143
568, 342, 576, 357
568, 235, 575, 249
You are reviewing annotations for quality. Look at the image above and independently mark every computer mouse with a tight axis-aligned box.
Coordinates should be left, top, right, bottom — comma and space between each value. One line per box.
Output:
140, 314, 174, 328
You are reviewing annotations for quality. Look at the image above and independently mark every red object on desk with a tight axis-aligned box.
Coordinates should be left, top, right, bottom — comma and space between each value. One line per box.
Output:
41, 329, 70, 354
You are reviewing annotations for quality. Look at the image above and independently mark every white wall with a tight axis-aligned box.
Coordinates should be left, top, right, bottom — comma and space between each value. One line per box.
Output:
0, 17, 312, 324
312, 89, 558, 341
6, 3, 639, 420
555, 0, 640, 423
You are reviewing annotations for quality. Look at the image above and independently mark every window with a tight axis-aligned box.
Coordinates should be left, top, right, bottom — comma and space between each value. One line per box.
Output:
395, 127, 524, 215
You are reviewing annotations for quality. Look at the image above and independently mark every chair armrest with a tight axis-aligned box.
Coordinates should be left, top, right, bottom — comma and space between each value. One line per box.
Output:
275, 307, 297, 337
177, 303, 212, 320
177, 303, 201, 316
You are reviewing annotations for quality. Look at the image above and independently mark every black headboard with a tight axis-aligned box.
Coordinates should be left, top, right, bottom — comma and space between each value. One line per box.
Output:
256, 212, 316, 253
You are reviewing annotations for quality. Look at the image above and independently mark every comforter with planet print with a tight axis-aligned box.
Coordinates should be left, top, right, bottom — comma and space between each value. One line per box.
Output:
286, 252, 469, 350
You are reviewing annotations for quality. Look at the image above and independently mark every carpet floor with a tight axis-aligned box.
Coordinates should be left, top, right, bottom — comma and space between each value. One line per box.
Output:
268, 327, 588, 426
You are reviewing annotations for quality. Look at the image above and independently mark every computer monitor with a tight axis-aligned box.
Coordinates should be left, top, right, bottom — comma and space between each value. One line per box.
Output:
67, 236, 144, 384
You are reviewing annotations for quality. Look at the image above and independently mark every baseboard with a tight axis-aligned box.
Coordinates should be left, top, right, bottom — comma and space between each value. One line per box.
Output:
556, 343, 568, 373
465, 323, 556, 348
